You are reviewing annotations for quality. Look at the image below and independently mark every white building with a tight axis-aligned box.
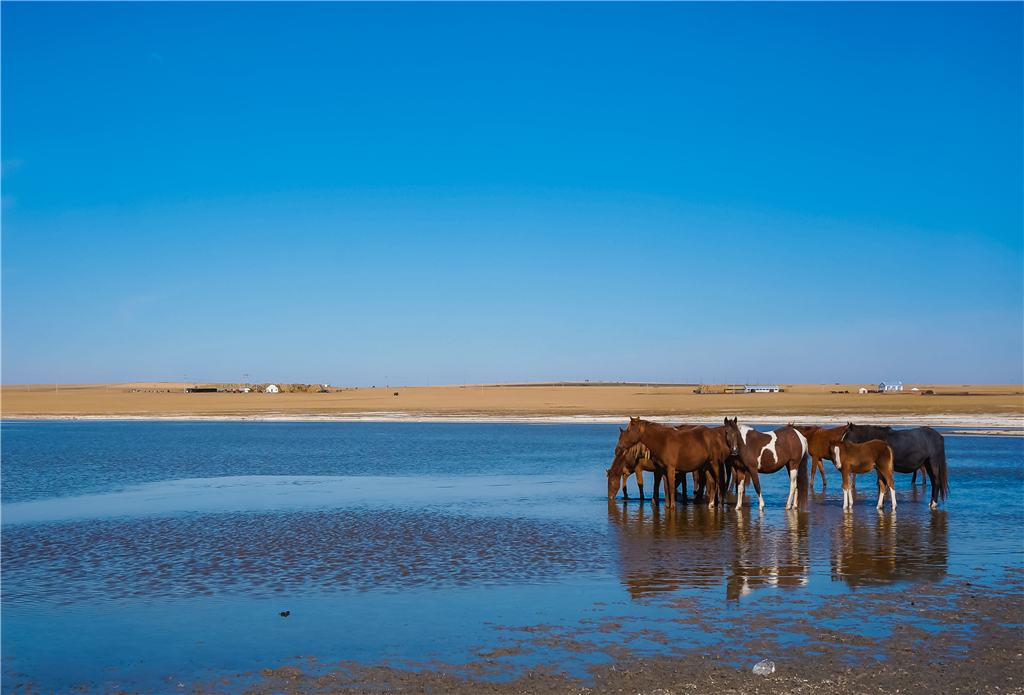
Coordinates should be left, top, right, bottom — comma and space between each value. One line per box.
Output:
744, 385, 780, 393
858, 388, 869, 394
266, 384, 280, 393
879, 381, 903, 391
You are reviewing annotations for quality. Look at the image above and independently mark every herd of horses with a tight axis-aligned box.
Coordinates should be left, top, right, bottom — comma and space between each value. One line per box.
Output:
607, 418, 949, 511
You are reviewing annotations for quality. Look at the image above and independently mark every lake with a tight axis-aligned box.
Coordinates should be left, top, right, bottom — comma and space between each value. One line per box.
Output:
2, 421, 1021, 692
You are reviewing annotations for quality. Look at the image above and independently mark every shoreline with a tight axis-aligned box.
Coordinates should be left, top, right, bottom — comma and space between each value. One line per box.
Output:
4, 411, 1022, 434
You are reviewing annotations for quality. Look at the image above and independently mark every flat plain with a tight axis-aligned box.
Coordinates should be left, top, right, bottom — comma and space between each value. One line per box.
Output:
3, 382, 1021, 429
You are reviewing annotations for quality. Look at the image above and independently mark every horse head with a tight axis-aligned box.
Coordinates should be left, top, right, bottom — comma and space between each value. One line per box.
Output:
840, 422, 854, 441
722, 417, 741, 456
614, 417, 645, 454
829, 439, 843, 468
606, 450, 627, 499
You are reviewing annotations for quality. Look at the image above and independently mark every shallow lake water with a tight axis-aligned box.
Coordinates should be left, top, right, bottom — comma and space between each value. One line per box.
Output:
2, 421, 1021, 692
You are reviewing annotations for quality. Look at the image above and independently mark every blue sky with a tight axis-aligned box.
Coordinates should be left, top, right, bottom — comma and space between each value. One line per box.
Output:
2, 2, 1021, 386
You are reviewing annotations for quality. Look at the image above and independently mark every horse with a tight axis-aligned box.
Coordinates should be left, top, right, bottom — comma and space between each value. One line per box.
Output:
612, 442, 690, 502
613, 417, 728, 508
789, 424, 847, 490
841, 423, 948, 509
722, 418, 809, 511
608, 425, 700, 501
829, 438, 897, 511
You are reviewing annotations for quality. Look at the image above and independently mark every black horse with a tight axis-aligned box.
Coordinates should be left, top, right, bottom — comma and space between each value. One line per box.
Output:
842, 423, 948, 508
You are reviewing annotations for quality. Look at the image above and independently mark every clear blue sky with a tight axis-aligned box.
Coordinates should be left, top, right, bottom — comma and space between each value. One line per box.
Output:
2, 2, 1021, 386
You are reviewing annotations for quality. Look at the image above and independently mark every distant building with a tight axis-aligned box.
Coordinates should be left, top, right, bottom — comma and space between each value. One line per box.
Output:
858, 388, 869, 394
879, 381, 903, 391
266, 384, 280, 393
744, 385, 779, 393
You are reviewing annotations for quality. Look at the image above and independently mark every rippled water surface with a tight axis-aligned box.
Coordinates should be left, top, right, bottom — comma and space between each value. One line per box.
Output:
2, 421, 1021, 692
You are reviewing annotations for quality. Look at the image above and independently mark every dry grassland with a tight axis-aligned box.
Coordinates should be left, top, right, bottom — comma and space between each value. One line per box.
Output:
2, 382, 1021, 428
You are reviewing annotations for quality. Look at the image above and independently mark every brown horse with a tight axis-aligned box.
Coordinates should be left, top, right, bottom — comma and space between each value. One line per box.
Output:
789, 424, 847, 490
829, 439, 896, 511
613, 418, 728, 508
722, 418, 809, 510
608, 425, 700, 501
612, 442, 690, 501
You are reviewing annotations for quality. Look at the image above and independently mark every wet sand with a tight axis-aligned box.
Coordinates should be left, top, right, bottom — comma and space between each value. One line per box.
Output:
2, 382, 1022, 430
229, 575, 1024, 695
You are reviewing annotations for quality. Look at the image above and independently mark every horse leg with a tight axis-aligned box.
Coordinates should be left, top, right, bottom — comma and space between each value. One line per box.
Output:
621, 473, 631, 499
664, 466, 677, 507
818, 457, 827, 488
881, 467, 897, 511
910, 468, 919, 485
749, 468, 765, 511
652, 470, 663, 505
734, 469, 747, 510
706, 464, 719, 509
924, 459, 939, 509
842, 470, 852, 510
785, 464, 798, 510
637, 472, 645, 501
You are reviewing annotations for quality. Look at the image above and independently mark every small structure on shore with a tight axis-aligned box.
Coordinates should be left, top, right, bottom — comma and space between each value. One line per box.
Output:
744, 385, 780, 393
266, 384, 280, 393
859, 388, 869, 394
879, 381, 903, 391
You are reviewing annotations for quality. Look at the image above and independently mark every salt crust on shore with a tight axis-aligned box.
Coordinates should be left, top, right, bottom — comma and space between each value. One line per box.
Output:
9, 411, 1023, 432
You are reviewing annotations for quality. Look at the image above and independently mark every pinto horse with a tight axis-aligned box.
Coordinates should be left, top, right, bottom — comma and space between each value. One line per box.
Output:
613, 418, 728, 508
841, 423, 948, 509
722, 418, 809, 510
789, 424, 847, 490
830, 439, 896, 511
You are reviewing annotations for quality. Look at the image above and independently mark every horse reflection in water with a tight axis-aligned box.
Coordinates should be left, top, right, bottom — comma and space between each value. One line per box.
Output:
831, 508, 948, 587
606, 501, 809, 601
726, 508, 809, 600
607, 500, 725, 598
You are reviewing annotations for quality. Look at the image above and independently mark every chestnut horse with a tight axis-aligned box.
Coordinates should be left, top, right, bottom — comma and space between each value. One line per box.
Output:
609, 425, 700, 501
789, 424, 847, 490
830, 439, 896, 511
612, 418, 728, 508
722, 418, 809, 510
842, 423, 948, 509
610, 444, 711, 502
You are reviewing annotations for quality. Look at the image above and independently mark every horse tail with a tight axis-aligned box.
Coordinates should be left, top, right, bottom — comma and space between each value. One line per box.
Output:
797, 451, 809, 508
792, 428, 809, 508
935, 434, 949, 502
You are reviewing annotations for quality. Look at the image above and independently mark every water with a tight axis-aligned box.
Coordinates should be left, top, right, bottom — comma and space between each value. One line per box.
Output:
2, 421, 1021, 692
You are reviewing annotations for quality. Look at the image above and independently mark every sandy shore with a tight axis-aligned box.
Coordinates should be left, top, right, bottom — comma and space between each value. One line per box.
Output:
3, 382, 1021, 431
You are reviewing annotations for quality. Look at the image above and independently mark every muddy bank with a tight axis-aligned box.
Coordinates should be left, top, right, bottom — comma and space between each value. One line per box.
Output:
215, 576, 1023, 694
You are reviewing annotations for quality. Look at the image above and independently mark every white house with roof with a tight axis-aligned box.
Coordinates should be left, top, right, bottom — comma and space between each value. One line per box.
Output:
266, 384, 280, 393
879, 381, 903, 391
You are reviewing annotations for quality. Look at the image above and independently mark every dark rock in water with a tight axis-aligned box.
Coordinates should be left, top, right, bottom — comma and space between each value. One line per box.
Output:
279, 611, 290, 617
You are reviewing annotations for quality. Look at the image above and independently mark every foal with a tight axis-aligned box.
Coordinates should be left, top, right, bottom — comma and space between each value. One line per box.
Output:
830, 439, 897, 511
